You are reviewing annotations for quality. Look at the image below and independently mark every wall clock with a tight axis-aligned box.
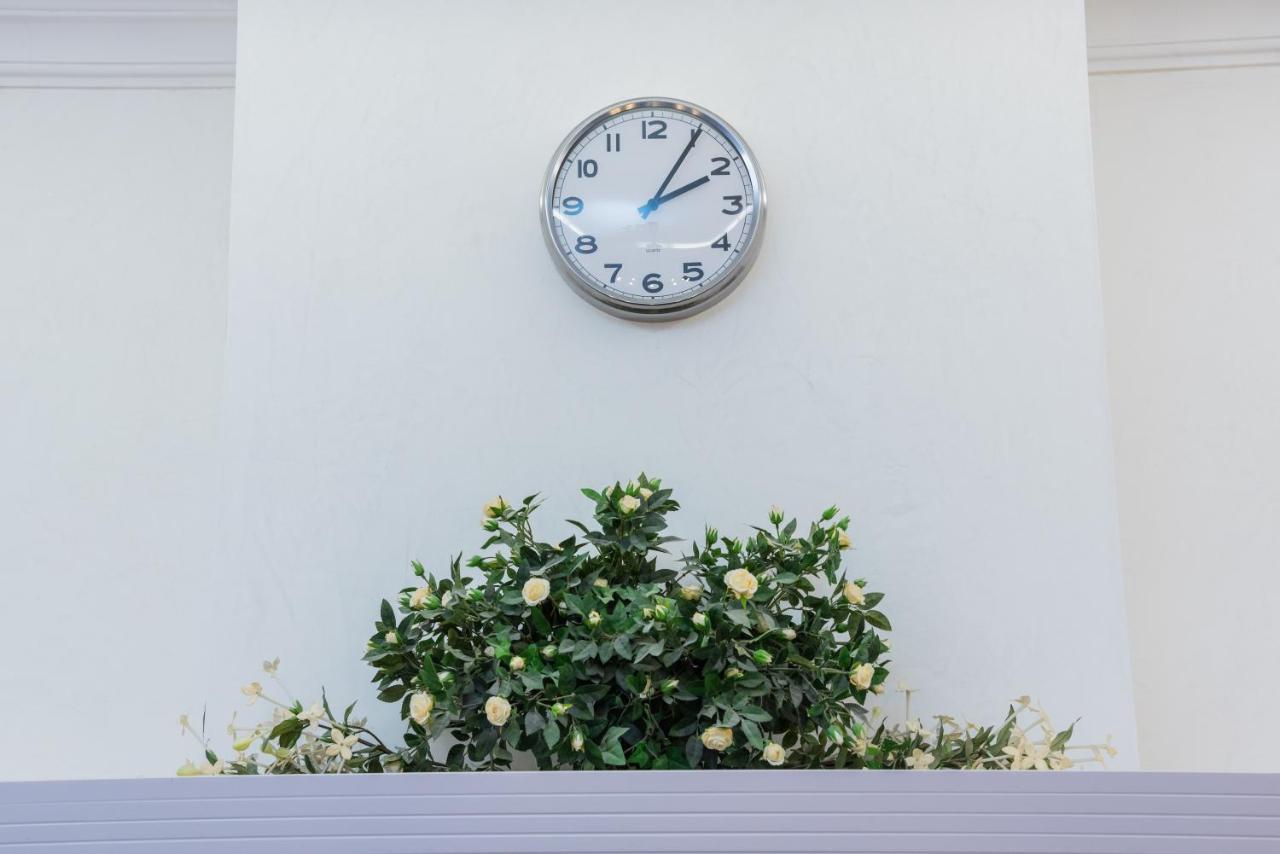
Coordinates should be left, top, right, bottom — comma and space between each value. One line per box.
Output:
541, 97, 766, 321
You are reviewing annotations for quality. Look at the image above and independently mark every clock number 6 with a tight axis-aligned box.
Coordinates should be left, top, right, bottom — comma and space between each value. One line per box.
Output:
642, 273, 664, 293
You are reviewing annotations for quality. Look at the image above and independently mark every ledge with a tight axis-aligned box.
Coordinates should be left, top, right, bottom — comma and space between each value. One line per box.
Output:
0, 0, 236, 89
2, 770, 1277, 852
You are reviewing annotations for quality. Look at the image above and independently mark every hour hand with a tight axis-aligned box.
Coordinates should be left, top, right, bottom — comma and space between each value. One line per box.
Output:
638, 175, 711, 218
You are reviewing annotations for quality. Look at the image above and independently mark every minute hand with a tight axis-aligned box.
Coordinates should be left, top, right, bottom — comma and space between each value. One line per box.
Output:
639, 128, 703, 219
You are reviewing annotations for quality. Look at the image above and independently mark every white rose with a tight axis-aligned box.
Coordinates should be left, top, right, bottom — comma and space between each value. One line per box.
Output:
724, 568, 759, 599
593, 577, 608, 588
700, 726, 734, 752
762, 742, 786, 766
384, 631, 397, 645
484, 695, 512, 726
618, 495, 641, 515
570, 729, 584, 751
680, 584, 703, 601
837, 528, 852, 549
522, 577, 550, 606
781, 628, 796, 640
509, 655, 525, 671
850, 662, 875, 691
587, 610, 601, 627
409, 692, 435, 725
409, 586, 433, 609
482, 496, 507, 519
638, 487, 653, 500
692, 612, 707, 628
873, 683, 886, 695
842, 581, 865, 606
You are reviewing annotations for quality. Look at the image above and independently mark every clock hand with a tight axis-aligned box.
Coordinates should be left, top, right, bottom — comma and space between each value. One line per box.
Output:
639, 128, 703, 219
640, 175, 711, 214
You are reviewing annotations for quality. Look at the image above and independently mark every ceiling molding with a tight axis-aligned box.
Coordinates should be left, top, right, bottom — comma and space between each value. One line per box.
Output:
0, 0, 236, 89
1089, 35, 1280, 75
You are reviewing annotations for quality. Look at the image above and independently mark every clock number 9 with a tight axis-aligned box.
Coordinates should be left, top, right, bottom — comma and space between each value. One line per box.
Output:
575, 235, 598, 254
561, 197, 583, 215
642, 273, 664, 293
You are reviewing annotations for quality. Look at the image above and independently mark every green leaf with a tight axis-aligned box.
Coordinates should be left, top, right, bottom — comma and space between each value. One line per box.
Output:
524, 710, 546, 734
684, 735, 704, 768
864, 610, 892, 631
601, 741, 626, 766
543, 719, 561, 749
380, 599, 395, 627
741, 718, 765, 750
418, 656, 443, 692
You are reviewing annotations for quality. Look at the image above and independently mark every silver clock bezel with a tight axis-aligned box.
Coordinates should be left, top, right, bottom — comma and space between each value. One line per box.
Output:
540, 97, 767, 322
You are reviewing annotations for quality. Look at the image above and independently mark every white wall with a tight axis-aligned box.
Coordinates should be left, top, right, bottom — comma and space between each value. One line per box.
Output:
1088, 5, 1280, 770
0, 87, 234, 779
216, 0, 1138, 765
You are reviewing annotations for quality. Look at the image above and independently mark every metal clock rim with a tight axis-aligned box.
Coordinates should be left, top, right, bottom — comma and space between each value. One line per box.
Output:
539, 96, 767, 322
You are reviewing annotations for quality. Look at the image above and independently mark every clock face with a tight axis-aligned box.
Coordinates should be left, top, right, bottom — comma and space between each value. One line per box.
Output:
541, 98, 766, 321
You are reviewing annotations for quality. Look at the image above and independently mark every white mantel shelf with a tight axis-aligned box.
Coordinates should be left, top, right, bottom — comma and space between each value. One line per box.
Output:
1, 770, 1277, 852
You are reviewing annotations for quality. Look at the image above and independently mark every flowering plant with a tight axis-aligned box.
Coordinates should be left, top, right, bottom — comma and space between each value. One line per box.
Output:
181, 476, 1115, 773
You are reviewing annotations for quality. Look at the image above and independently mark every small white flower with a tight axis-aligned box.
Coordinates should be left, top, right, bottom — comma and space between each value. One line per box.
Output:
692, 612, 707, 628
638, 487, 653, 500
762, 742, 786, 766
409, 586, 433, 609
849, 663, 875, 690
905, 748, 934, 770
196, 759, 225, 776
680, 584, 703, 601
262, 657, 280, 675
618, 495, 641, 515
1048, 751, 1073, 770
241, 682, 263, 704
510, 655, 525, 671
700, 726, 734, 752
593, 577, 608, 589
409, 692, 435, 725
298, 703, 325, 726
724, 568, 759, 599
872, 683, 885, 695
178, 714, 190, 733
781, 628, 796, 640
484, 695, 512, 726
522, 577, 550, 606
482, 496, 507, 519
837, 528, 852, 549
326, 728, 359, 761
842, 581, 865, 606
586, 610, 601, 627
570, 729, 585, 751
384, 631, 397, 645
